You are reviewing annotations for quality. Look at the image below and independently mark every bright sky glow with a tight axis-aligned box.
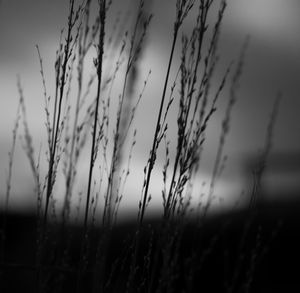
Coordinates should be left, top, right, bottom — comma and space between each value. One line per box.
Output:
0, 0, 299, 219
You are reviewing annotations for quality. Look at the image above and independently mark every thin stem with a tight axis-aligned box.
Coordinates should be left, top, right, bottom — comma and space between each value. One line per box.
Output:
84, 0, 106, 236
44, 0, 76, 230
76, 1, 106, 291
139, 29, 178, 225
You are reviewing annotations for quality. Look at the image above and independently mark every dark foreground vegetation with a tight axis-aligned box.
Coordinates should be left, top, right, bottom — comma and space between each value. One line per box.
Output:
2, 201, 300, 292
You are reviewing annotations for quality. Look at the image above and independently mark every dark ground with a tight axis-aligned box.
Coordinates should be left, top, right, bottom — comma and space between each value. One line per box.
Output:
1, 199, 300, 292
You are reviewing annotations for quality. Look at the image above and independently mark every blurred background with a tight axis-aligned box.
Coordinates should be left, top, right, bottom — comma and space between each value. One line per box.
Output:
0, 0, 299, 219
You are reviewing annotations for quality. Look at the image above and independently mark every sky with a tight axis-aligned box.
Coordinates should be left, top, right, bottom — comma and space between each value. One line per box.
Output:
0, 0, 299, 218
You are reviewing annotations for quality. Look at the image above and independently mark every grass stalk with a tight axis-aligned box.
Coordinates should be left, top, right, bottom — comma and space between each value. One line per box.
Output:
83, 0, 106, 244
76, 1, 106, 291
43, 0, 77, 231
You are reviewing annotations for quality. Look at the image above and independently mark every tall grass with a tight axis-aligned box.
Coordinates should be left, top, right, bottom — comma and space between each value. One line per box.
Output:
0, 0, 282, 292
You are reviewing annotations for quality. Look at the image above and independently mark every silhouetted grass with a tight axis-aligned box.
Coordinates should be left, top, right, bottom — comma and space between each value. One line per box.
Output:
0, 0, 286, 292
